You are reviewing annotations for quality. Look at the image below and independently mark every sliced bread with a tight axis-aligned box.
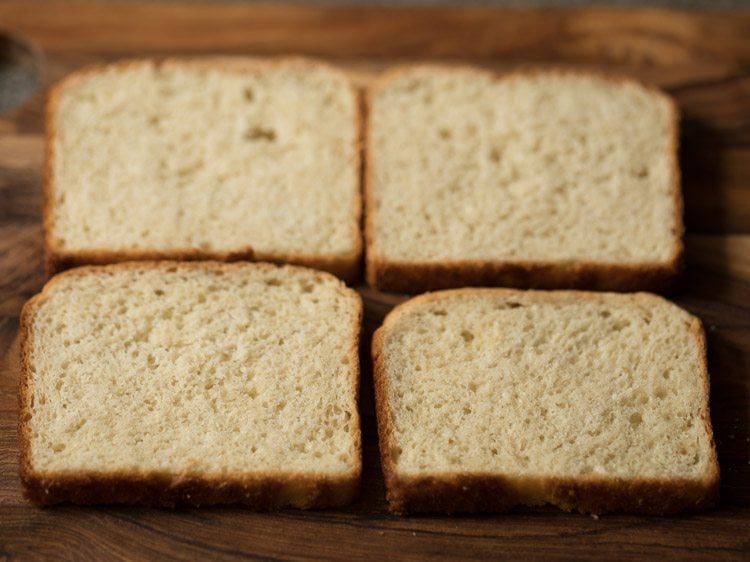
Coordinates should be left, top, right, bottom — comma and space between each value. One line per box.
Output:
45, 58, 361, 282
373, 289, 719, 514
365, 66, 682, 292
19, 261, 362, 508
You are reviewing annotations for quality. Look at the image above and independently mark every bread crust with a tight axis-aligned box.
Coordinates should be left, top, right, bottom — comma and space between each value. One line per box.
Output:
19, 260, 363, 508
44, 57, 362, 284
364, 65, 684, 293
372, 289, 719, 515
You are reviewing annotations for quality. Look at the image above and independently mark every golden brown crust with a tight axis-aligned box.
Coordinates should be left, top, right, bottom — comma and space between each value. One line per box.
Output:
19, 260, 363, 508
372, 288, 720, 515
19, 471, 359, 509
44, 57, 362, 284
364, 64, 684, 293
378, 473, 718, 515
366, 259, 681, 294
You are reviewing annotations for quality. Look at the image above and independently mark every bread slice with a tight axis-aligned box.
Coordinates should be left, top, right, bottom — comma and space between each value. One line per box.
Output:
19, 261, 362, 508
45, 58, 361, 282
373, 289, 719, 514
365, 66, 682, 293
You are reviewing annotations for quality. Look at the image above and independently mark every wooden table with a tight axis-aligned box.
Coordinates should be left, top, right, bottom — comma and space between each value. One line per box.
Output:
0, 3, 748, 560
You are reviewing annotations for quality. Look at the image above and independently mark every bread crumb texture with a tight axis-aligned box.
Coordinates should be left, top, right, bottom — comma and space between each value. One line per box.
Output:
25, 264, 360, 475
369, 68, 678, 263
380, 291, 714, 479
51, 60, 358, 259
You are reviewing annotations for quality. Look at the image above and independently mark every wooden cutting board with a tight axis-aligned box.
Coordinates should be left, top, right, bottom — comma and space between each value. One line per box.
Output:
0, 3, 748, 560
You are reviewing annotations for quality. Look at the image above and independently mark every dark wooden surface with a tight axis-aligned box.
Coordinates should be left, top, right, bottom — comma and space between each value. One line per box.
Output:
0, 3, 748, 560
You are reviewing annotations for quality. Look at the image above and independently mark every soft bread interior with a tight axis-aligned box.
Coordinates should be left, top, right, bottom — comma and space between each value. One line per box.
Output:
24, 263, 361, 476
50, 60, 359, 263
377, 291, 715, 480
368, 68, 678, 264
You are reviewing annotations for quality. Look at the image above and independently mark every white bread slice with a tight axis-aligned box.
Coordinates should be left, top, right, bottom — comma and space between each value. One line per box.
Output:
19, 261, 362, 508
45, 58, 361, 282
373, 289, 719, 514
366, 66, 682, 293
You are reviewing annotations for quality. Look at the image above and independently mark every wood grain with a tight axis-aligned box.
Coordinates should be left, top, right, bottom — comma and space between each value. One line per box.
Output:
0, 3, 748, 561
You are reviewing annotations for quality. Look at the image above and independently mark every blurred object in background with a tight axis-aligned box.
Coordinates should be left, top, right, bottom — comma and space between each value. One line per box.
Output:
0, 30, 42, 113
